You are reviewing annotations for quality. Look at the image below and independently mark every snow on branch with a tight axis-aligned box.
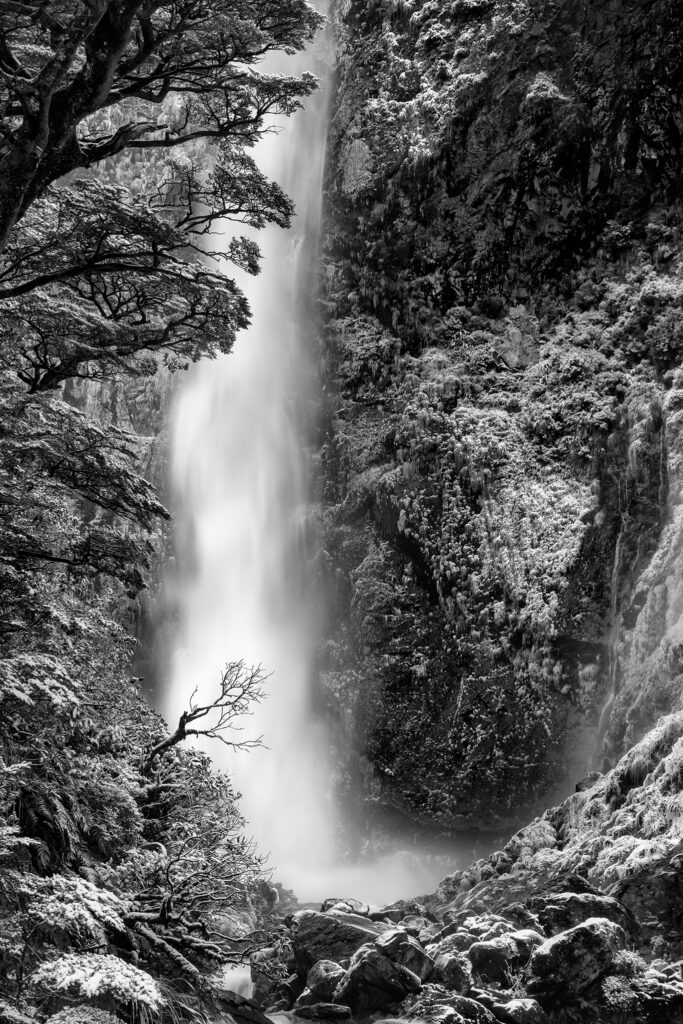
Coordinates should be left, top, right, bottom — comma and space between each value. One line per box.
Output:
144, 661, 266, 770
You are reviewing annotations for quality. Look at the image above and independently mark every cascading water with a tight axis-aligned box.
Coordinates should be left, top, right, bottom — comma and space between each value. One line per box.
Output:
166, 14, 465, 905
166, 28, 335, 898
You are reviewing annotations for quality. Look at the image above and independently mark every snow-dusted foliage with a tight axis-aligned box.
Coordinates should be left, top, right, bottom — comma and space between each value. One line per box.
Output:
318, 0, 683, 832
46, 1009, 118, 1024
27, 875, 128, 940
32, 953, 162, 1011
433, 711, 683, 962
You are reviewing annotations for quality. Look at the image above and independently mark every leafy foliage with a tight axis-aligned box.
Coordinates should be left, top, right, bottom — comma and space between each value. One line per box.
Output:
0, 0, 323, 243
0, 0, 322, 390
0, 653, 269, 1020
32, 954, 162, 1013
0, 3, 321, 1021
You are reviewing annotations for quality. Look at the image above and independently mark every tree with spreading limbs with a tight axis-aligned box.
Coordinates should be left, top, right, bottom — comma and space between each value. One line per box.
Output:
0, 0, 322, 247
0, 0, 323, 388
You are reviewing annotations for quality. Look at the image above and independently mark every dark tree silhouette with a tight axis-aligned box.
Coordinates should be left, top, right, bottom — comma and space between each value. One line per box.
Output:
0, 0, 323, 389
0, 0, 323, 249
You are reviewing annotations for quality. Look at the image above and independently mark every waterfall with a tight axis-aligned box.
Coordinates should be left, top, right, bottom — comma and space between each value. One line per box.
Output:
165, 12, 466, 906
166, 24, 335, 898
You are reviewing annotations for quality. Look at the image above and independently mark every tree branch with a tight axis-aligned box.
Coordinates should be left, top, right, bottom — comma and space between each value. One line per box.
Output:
144, 661, 266, 770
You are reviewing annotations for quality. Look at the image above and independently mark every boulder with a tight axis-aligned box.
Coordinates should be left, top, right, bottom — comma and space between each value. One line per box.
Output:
307, 961, 347, 1003
375, 928, 435, 980
294, 1005, 353, 1021
490, 998, 547, 1024
429, 932, 479, 957
479, 922, 515, 942
294, 989, 318, 1009
291, 911, 386, 972
499, 905, 542, 931
506, 930, 545, 960
399, 986, 497, 1024
432, 951, 473, 993
528, 892, 638, 939
468, 936, 523, 983
436, 995, 497, 1024
370, 899, 430, 924
468, 928, 544, 985
527, 917, 626, 997
401, 915, 435, 936
321, 898, 370, 916
430, 921, 467, 945
333, 945, 421, 1012
420, 924, 443, 945
462, 915, 513, 938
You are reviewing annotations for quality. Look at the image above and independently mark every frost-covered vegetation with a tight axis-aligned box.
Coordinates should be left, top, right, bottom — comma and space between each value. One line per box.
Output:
316, 0, 683, 833
0, 1, 322, 1021
430, 710, 683, 963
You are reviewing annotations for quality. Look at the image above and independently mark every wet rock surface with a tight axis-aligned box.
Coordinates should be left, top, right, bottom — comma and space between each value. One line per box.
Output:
333, 945, 422, 1012
291, 911, 388, 973
490, 998, 547, 1024
527, 917, 627, 997
431, 950, 472, 993
313, 0, 683, 840
528, 892, 638, 939
307, 961, 348, 1003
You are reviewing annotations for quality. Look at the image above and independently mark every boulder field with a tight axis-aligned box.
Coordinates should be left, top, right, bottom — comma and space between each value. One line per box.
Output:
255, 893, 682, 1024
251, 715, 683, 1023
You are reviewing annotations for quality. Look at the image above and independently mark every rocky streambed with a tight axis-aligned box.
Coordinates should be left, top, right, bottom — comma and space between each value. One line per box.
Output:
250, 888, 682, 1024
241, 711, 683, 1024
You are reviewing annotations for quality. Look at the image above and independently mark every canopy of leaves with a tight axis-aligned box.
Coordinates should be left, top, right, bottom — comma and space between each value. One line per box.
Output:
0, 0, 323, 238
0, 0, 322, 389
0, 179, 254, 390
0, 3, 321, 1021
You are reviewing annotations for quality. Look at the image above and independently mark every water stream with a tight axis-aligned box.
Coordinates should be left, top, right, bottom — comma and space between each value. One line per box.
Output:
166, 29, 334, 897
165, 16, 464, 906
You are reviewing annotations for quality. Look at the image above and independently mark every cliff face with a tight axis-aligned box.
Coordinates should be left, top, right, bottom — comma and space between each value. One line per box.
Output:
316, 0, 683, 831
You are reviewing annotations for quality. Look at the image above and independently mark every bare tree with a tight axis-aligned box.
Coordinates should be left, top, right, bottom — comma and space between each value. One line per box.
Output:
144, 661, 266, 770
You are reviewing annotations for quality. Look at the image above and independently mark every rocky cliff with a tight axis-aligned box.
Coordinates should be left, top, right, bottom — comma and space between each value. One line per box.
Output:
314, 0, 683, 832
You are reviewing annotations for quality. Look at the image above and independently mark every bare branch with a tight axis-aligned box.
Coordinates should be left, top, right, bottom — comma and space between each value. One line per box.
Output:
144, 661, 266, 769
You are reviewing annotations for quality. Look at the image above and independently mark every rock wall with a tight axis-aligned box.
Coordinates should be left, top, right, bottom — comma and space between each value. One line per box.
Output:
314, 0, 683, 831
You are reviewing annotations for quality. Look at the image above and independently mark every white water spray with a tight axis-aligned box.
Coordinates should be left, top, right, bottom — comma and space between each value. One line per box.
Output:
166, 19, 467, 905
167, 32, 335, 897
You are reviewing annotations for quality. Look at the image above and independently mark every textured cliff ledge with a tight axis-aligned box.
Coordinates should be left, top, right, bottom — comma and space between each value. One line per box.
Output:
315, 0, 683, 830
